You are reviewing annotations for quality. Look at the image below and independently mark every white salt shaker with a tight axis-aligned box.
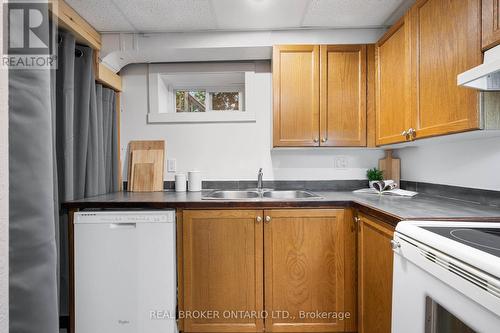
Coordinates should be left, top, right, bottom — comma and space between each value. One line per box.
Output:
188, 171, 202, 192
175, 173, 186, 192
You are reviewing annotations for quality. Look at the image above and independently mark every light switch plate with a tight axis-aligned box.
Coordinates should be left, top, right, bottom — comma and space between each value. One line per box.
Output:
167, 159, 176, 172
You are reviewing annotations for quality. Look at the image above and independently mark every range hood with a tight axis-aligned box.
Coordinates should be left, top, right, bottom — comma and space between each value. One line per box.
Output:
458, 44, 500, 90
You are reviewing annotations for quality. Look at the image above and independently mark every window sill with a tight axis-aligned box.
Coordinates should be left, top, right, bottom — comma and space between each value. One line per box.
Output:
148, 111, 256, 124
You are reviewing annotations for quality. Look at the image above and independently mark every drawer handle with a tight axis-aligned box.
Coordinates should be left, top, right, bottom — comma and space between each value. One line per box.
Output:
110, 223, 136, 229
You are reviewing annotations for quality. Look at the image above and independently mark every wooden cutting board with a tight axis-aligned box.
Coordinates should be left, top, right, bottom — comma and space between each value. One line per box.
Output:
127, 141, 165, 192
378, 150, 400, 188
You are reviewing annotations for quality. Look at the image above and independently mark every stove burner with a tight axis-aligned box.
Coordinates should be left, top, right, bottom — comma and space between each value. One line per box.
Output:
421, 226, 500, 258
450, 228, 500, 253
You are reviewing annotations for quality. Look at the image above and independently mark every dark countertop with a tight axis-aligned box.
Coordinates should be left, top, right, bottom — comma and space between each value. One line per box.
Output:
62, 190, 500, 226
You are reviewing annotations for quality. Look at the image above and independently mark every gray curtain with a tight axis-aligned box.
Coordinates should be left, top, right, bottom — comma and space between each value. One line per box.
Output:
56, 31, 119, 317
9, 25, 119, 331
9, 43, 59, 333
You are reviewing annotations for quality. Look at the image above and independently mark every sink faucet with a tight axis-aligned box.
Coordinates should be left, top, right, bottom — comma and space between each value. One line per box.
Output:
257, 168, 263, 191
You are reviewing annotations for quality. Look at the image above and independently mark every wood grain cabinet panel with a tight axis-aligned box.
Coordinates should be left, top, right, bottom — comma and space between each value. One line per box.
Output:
273, 44, 368, 147
263, 209, 353, 332
320, 45, 367, 147
180, 208, 357, 333
273, 45, 320, 147
409, 0, 481, 139
482, 0, 500, 50
375, 16, 411, 145
357, 213, 395, 333
182, 210, 264, 332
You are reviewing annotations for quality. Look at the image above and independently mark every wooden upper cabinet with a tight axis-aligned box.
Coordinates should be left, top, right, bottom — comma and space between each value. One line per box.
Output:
409, 0, 481, 139
264, 209, 353, 332
482, 0, 500, 50
273, 44, 368, 147
273, 45, 320, 147
320, 45, 367, 146
375, 16, 411, 145
182, 210, 264, 332
357, 213, 395, 333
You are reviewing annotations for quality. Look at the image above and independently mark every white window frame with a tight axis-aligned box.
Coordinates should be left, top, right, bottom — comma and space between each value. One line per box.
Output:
148, 69, 256, 123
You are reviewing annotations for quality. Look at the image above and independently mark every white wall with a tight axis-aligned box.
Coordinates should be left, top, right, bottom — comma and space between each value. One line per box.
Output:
398, 136, 500, 191
0, 2, 8, 330
120, 63, 384, 181
120, 64, 500, 190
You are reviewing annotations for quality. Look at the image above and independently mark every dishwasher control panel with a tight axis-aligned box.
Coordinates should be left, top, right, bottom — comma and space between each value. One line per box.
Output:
75, 211, 175, 224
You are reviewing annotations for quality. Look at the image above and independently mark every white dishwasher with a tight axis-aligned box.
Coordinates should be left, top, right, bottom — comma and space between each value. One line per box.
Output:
74, 210, 177, 333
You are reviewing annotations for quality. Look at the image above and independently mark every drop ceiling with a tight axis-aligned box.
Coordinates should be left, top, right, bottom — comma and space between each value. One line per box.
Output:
65, 0, 412, 33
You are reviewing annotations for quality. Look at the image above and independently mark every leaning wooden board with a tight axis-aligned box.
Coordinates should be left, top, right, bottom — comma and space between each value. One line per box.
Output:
379, 150, 400, 188
127, 140, 165, 192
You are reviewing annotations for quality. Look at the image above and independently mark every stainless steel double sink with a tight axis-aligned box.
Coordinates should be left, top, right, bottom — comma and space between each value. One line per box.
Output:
202, 189, 322, 200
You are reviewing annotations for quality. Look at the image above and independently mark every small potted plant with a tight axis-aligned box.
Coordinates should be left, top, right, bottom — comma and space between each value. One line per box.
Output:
366, 168, 383, 189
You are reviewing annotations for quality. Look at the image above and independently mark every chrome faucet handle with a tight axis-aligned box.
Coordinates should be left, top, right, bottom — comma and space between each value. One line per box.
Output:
257, 168, 264, 190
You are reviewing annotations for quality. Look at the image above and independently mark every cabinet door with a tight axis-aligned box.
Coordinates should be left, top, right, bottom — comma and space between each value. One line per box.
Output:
264, 209, 350, 332
182, 210, 264, 332
273, 45, 320, 147
482, 0, 500, 50
357, 213, 395, 333
320, 45, 367, 147
410, 0, 481, 139
375, 16, 411, 145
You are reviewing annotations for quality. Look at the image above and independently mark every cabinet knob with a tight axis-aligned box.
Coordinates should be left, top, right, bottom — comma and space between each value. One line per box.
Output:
353, 216, 361, 232
256, 216, 262, 223
408, 128, 416, 140
401, 130, 408, 137
321, 138, 327, 143
390, 239, 401, 250
265, 216, 272, 223
313, 138, 319, 143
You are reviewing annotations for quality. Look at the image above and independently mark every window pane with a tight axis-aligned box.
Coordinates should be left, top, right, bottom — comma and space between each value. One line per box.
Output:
210, 92, 240, 111
176, 90, 206, 112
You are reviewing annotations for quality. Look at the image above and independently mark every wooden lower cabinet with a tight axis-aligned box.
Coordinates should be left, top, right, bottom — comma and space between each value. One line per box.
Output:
182, 210, 264, 332
180, 209, 357, 332
357, 213, 395, 333
264, 209, 355, 332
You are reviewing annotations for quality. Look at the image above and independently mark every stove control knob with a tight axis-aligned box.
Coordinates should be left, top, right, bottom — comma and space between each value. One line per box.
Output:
390, 240, 401, 250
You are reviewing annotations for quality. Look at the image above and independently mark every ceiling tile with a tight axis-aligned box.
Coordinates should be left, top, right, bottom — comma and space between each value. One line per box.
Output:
65, 0, 135, 32
66, 0, 410, 33
212, 0, 310, 30
114, 0, 217, 32
302, 0, 406, 28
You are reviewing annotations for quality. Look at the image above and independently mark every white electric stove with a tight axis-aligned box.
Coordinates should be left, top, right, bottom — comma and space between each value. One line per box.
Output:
392, 221, 500, 333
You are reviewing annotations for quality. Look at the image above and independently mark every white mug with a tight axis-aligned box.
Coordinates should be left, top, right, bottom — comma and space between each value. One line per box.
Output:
175, 173, 187, 192
188, 171, 202, 192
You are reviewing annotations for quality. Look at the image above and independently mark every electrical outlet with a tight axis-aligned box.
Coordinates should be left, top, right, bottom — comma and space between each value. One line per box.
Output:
167, 159, 176, 172
334, 156, 348, 169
